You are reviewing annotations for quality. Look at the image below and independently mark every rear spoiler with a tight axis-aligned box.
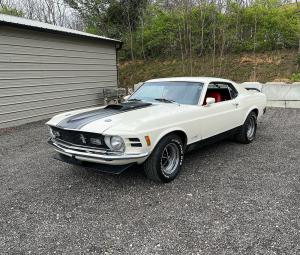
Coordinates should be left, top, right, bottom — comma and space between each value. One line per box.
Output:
245, 87, 261, 92
240, 83, 262, 93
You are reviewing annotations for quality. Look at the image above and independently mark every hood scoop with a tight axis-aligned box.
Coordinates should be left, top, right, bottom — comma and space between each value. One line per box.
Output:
105, 102, 152, 111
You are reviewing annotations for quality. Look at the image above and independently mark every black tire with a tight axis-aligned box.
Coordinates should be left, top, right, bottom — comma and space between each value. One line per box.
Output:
143, 134, 184, 183
235, 111, 257, 144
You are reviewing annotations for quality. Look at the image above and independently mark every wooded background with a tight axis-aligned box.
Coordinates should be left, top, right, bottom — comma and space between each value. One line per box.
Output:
1, 0, 300, 85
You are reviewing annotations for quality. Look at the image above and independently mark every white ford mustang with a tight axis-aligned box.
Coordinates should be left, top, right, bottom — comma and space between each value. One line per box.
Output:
47, 77, 266, 182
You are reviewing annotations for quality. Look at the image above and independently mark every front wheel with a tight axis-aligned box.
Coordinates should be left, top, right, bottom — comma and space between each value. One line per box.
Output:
143, 134, 184, 183
235, 111, 257, 144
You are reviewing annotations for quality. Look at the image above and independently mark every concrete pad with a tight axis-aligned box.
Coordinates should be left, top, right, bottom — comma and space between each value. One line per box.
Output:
285, 84, 300, 101
265, 82, 287, 85
285, 101, 300, 109
266, 100, 286, 108
262, 84, 291, 100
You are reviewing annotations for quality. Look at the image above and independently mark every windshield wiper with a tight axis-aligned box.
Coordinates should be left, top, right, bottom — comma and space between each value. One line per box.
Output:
154, 98, 178, 104
127, 98, 142, 102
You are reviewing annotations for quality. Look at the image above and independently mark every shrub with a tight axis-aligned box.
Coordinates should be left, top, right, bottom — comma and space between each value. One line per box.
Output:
291, 73, 300, 82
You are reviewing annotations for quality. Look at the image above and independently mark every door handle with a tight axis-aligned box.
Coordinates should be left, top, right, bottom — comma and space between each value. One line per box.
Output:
233, 102, 239, 107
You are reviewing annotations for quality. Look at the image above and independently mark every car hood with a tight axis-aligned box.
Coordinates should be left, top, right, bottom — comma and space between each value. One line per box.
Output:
47, 102, 190, 134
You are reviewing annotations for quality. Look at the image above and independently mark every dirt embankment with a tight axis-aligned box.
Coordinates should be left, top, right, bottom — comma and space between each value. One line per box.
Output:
119, 50, 298, 87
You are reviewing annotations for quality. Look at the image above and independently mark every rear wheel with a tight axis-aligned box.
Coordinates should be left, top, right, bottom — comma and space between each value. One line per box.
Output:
143, 134, 184, 183
235, 111, 257, 144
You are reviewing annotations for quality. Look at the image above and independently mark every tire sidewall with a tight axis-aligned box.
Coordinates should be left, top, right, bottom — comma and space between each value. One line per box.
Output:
154, 135, 184, 182
244, 113, 257, 142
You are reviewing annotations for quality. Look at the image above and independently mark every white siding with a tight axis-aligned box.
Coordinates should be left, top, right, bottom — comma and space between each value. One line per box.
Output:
0, 26, 118, 128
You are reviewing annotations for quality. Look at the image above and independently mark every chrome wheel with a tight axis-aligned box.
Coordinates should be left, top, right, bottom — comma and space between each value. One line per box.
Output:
247, 116, 256, 139
160, 143, 180, 175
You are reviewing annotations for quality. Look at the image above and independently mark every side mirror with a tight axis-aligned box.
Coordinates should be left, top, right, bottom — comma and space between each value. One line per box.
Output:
205, 97, 215, 106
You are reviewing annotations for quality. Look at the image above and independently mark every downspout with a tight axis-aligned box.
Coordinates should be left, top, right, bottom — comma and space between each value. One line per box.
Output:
116, 42, 123, 88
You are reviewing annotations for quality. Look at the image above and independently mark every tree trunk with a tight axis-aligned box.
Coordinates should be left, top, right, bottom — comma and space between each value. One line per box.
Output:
178, 23, 185, 73
189, 25, 193, 76
127, 7, 134, 61
218, 27, 225, 76
141, 10, 146, 60
212, 12, 216, 76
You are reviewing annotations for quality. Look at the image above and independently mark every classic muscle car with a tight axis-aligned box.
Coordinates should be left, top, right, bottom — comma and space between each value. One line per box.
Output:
47, 77, 266, 182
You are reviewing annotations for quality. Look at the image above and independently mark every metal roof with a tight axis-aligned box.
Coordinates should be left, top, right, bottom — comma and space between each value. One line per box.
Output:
0, 14, 121, 45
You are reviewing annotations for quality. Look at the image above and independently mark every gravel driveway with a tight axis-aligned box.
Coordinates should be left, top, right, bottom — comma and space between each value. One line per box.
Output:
0, 108, 299, 254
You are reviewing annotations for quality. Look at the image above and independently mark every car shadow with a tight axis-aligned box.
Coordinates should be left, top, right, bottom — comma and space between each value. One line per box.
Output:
65, 138, 236, 185
83, 163, 146, 179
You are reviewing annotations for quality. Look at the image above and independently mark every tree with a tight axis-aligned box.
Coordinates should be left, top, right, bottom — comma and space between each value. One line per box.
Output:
0, 1, 23, 16
0, 0, 83, 29
64, 0, 149, 39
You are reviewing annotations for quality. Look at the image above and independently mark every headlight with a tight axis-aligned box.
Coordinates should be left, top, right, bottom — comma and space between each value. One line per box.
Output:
105, 136, 125, 152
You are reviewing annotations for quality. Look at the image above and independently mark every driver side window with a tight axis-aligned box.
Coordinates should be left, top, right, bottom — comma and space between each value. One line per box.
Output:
204, 82, 238, 104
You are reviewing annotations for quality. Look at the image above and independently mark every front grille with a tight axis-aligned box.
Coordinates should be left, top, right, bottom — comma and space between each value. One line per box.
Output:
51, 127, 108, 150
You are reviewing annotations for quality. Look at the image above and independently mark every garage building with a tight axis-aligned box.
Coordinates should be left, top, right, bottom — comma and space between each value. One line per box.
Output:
0, 14, 121, 129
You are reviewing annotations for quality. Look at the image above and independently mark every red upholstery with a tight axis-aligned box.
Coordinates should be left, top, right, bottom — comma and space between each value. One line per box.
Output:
205, 91, 222, 104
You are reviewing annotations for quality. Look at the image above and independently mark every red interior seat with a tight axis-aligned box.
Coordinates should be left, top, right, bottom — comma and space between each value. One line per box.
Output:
205, 91, 222, 104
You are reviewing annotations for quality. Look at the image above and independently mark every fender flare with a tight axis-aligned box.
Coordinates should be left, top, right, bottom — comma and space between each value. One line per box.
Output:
152, 127, 188, 149
243, 106, 259, 123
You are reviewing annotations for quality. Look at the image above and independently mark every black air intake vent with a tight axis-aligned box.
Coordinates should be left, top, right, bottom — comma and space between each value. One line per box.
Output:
128, 138, 142, 147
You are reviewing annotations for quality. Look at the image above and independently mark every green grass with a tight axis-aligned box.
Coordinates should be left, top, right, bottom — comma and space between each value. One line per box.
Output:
119, 50, 298, 88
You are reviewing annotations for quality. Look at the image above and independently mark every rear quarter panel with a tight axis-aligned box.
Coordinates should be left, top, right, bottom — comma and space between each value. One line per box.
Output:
237, 88, 266, 121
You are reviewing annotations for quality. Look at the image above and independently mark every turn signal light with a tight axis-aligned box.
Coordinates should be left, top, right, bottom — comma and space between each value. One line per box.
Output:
145, 136, 151, 146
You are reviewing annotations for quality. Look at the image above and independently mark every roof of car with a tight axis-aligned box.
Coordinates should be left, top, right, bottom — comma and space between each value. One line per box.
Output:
146, 77, 234, 84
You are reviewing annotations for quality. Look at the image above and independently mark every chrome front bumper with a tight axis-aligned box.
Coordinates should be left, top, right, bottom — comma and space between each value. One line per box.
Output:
48, 138, 149, 165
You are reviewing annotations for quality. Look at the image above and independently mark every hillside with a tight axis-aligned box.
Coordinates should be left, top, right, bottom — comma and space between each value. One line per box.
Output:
119, 50, 299, 87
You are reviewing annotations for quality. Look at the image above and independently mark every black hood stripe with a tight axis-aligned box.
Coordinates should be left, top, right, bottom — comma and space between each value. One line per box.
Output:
57, 102, 152, 130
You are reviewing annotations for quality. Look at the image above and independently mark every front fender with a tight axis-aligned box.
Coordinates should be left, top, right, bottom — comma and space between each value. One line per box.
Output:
151, 127, 187, 149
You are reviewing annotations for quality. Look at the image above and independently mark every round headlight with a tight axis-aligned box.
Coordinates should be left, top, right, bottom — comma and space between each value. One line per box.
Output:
110, 136, 125, 151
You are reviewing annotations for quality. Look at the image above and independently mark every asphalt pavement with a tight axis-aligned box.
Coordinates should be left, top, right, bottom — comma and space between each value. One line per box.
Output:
0, 108, 299, 254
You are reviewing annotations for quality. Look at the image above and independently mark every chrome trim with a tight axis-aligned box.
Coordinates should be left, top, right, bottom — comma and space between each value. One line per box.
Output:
48, 138, 149, 161
54, 138, 109, 153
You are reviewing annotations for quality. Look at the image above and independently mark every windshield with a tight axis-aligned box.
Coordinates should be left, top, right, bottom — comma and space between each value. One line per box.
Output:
129, 81, 203, 105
